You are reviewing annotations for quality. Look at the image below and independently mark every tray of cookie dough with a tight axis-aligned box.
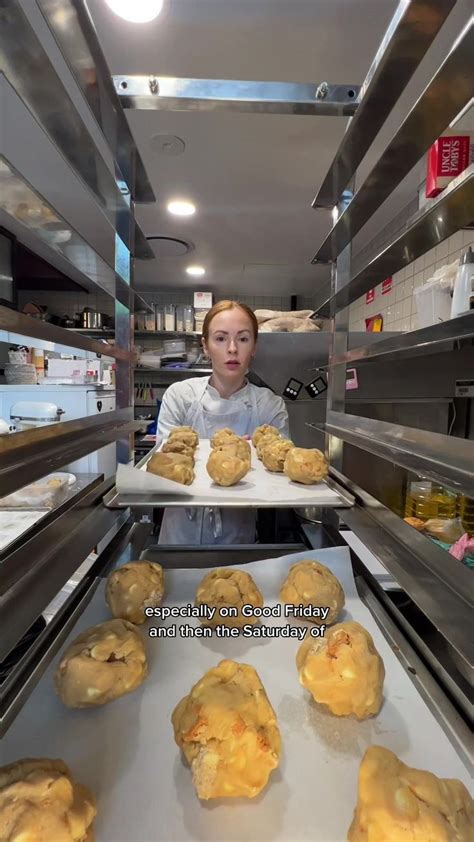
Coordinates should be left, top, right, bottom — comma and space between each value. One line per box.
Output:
1, 547, 471, 841
106, 435, 354, 509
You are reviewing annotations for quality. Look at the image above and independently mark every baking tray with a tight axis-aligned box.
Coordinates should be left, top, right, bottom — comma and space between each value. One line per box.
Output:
104, 439, 354, 509
1, 547, 469, 842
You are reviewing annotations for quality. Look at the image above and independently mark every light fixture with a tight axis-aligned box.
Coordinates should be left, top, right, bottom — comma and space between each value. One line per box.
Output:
167, 200, 196, 217
105, 0, 164, 23
186, 265, 205, 277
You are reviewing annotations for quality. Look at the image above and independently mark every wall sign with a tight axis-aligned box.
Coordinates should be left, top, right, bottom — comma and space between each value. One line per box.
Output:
366, 288, 375, 304
382, 277, 392, 295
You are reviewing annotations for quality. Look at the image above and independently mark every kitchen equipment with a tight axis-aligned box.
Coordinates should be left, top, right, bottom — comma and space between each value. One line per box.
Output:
10, 401, 64, 430
59, 316, 76, 328
164, 304, 175, 331
451, 247, 474, 318
163, 338, 185, 355
80, 307, 103, 329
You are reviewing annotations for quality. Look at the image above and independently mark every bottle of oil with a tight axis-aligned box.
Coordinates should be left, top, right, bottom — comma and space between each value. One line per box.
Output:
457, 495, 474, 536
404, 481, 457, 520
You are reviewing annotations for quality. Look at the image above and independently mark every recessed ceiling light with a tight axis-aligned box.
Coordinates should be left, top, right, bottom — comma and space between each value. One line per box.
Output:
186, 265, 205, 276
167, 200, 196, 217
105, 0, 163, 23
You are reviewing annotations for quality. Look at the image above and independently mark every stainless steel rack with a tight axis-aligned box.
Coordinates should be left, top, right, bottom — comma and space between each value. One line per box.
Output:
311, 1, 473, 696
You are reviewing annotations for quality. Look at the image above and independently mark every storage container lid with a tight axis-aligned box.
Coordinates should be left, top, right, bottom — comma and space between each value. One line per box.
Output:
10, 401, 60, 420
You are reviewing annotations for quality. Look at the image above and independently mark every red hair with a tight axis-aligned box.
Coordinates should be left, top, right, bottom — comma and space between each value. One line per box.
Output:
202, 300, 258, 342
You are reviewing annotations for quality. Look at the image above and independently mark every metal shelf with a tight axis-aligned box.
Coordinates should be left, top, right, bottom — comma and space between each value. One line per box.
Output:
313, 21, 473, 262
312, 0, 456, 208
312, 164, 474, 314
327, 313, 474, 366
135, 330, 202, 338
0, 410, 140, 499
316, 411, 474, 497
1, 1, 153, 259
135, 367, 211, 374
0, 307, 131, 361
38, 0, 154, 204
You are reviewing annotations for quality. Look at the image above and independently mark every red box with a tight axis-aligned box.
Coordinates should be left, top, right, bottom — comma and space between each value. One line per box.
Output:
426, 135, 471, 198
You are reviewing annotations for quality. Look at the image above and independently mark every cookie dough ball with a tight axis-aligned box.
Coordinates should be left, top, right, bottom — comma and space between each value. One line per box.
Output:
210, 427, 238, 448
206, 449, 249, 486
296, 621, 385, 719
162, 438, 195, 461
172, 659, 281, 800
256, 431, 281, 460
251, 424, 280, 448
280, 559, 344, 625
147, 451, 194, 485
106, 561, 164, 625
54, 618, 147, 708
195, 568, 263, 628
348, 745, 474, 841
0, 758, 96, 842
262, 438, 294, 472
169, 428, 199, 449
216, 437, 251, 465
284, 447, 328, 484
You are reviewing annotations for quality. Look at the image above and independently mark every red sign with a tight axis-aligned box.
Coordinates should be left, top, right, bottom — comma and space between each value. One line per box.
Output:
366, 288, 375, 304
382, 277, 392, 295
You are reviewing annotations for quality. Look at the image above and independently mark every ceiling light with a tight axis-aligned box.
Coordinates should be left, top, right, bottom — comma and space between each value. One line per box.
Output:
167, 200, 196, 216
105, 0, 164, 23
186, 265, 205, 276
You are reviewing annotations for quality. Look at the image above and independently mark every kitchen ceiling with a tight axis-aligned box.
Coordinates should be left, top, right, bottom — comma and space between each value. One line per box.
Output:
85, 0, 466, 297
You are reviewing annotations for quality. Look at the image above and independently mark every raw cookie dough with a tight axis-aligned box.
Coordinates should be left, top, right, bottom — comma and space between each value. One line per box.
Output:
168, 428, 199, 449
296, 621, 385, 719
216, 437, 251, 465
261, 438, 294, 472
206, 449, 249, 486
279, 559, 345, 625
256, 431, 282, 460
172, 659, 281, 799
54, 618, 147, 708
251, 424, 280, 448
195, 568, 263, 627
210, 427, 239, 448
0, 758, 96, 842
147, 451, 194, 485
348, 745, 474, 841
106, 560, 165, 625
161, 438, 195, 461
284, 447, 329, 484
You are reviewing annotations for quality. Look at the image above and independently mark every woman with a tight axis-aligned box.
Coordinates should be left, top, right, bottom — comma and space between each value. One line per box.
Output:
157, 300, 289, 544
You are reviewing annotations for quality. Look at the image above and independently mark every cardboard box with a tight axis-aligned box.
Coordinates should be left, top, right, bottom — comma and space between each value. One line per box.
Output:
426, 134, 472, 198
193, 292, 214, 309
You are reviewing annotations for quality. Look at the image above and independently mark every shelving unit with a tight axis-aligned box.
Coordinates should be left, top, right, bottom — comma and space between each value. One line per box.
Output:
310, 1, 474, 724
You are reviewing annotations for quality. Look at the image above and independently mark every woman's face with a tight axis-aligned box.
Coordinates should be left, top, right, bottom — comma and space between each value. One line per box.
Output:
202, 308, 256, 382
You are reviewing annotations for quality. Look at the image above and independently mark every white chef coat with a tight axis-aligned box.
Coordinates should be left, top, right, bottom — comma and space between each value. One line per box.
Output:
157, 376, 289, 544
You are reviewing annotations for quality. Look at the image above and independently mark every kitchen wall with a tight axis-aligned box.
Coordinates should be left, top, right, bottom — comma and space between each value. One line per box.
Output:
348, 229, 473, 332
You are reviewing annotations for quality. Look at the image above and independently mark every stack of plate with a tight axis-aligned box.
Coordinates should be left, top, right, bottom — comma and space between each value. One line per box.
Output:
4, 363, 37, 384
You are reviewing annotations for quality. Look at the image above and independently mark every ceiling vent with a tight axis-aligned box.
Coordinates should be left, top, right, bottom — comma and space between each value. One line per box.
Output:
146, 236, 194, 258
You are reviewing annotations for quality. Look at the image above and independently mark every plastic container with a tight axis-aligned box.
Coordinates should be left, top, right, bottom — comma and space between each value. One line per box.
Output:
163, 339, 186, 355
145, 304, 156, 331
4, 364, 37, 385
164, 304, 175, 331
175, 306, 185, 332
0, 472, 72, 508
184, 305, 194, 332
414, 280, 452, 327
135, 310, 147, 330
155, 305, 164, 331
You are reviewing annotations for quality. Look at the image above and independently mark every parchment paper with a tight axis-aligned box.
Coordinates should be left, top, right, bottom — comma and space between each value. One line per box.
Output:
115, 439, 347, 507
1, 547, 469, 842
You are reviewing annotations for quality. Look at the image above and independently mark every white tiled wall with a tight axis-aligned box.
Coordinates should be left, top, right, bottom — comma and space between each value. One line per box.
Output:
348, 229, 473, 332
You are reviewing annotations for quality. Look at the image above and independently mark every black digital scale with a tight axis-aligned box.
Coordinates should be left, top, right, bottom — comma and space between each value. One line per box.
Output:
305, 376, 327, 398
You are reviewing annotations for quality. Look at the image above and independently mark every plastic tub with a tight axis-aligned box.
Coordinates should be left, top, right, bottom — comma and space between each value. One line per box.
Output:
414, 281, 452, 328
